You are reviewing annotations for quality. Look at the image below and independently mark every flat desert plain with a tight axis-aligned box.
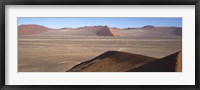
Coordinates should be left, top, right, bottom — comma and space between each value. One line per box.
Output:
18, 35, 181, 72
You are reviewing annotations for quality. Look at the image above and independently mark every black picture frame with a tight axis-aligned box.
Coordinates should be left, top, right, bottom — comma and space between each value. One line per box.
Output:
0, 0, 199, 90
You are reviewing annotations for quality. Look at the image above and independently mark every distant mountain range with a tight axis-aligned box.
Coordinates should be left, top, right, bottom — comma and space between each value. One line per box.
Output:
18, 24, 182, 37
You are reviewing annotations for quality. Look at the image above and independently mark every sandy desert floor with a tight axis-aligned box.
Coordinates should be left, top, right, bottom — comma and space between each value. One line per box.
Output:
18, 35, 182, 72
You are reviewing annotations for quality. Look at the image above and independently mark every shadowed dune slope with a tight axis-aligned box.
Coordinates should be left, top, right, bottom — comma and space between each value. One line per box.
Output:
18, 24, 51, 35
96, 26, 121, 36
67, 51, 157, 72
95, 26, 114, 36
127, 51, 182, 72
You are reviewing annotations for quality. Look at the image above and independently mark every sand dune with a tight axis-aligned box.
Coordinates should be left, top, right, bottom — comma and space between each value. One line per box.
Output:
18, 24, 51, 35
67, 50, 182, 72
67, 51, 157, 72
119, 26, 182, 37
127, 50, 182, 72
18, 24, 182, 72
107, 27, 121, 36
21, 25, 121, 36
96, 26, 121, 36
18, 25, 181, 37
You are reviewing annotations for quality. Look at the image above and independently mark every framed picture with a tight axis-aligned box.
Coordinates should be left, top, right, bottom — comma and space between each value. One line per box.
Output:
0, 0, 199, 89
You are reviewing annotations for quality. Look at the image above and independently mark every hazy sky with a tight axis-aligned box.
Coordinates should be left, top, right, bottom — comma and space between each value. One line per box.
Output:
18, 17, 182, 28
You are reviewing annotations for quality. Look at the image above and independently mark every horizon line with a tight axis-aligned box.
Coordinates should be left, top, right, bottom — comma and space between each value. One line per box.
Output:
18, 24, 182, 29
